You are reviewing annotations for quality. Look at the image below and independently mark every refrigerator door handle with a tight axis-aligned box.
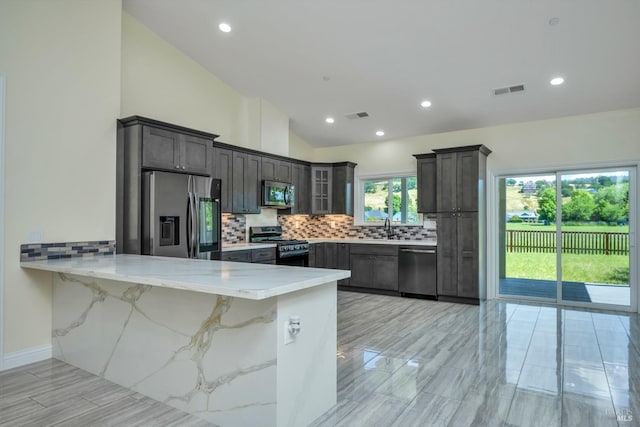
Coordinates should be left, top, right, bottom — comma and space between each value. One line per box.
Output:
186, 198, 191, 258
187, 176, 197, 258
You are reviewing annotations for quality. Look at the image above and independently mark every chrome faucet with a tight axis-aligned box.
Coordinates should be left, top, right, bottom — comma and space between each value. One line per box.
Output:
383, 218, 394, 240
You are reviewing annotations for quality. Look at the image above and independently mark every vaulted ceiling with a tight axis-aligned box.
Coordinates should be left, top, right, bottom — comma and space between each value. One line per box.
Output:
124, 0, 640, 147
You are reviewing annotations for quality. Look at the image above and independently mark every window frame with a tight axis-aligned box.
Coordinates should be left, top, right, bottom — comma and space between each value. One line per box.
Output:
354, 171, 423, 226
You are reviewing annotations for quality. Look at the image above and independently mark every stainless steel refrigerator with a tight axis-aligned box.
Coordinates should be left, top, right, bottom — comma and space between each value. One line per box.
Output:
142, 171, 221, 260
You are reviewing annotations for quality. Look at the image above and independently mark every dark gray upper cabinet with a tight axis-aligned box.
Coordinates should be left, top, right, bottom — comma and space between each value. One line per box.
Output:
332, 162, 356, 215
414, 153, 437, 213
261, 157, 292, 183
116, 116, 218, 255
141, 125, 213, 175
212, 147, 233, 213
311, 166, 332, 215
232, 151, 261, 214
290, 162, 310, 214
433, 145, 490, 213
310, 162, 357, 215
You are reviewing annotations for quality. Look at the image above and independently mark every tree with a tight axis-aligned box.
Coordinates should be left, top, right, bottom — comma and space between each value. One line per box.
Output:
384, 193, 402, 213
506, 178, 517, 186
594, 184, 628, 222
364, 182, 377, 194
538, 188, 556, 222
562, 190, 596, 222
406, 177, 417, 190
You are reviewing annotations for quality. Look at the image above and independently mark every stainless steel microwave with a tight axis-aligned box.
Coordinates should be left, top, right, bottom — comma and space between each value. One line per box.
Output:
262, 180, 294, 208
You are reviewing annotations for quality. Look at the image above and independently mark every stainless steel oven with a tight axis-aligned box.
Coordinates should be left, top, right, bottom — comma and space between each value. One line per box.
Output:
249, 226, 309, 267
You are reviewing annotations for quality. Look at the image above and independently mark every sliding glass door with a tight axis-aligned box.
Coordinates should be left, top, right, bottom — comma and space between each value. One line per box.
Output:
559, 170, 632, 307
498, 167, 635, 310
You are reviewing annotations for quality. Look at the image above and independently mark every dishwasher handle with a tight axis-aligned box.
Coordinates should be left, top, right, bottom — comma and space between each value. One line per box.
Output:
400, 248, 436, 254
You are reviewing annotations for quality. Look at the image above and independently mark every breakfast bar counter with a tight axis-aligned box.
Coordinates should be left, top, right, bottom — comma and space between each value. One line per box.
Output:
22, 255, 349, 427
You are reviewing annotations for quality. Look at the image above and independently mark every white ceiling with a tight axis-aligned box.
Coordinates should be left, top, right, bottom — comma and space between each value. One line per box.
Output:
123, 0, 640, 148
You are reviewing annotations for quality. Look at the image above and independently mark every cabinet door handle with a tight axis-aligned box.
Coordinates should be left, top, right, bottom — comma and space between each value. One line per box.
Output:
457, 207, 461, 212
182, 166, 186, 170
175, 165, 180, 169
452, 213, 456, 217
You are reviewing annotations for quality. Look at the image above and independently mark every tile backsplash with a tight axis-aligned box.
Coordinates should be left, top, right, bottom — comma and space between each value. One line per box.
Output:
222, 214, 246, 244
20, 240, 115, 262
221, 213, 435, 243
278, 215, 435, 240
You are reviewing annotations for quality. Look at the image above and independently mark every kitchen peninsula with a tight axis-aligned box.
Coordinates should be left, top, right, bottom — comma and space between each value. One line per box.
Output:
21, 254, 349, 427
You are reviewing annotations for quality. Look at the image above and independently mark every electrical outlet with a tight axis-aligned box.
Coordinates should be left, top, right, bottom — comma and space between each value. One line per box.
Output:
28, 230, 44, 243
284, 321, 294, 345
331, 221, 336, 229
295, 221, 300, 229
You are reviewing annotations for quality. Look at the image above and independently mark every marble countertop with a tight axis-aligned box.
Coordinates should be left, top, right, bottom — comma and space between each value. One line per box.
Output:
222, 242, 276, 252
21, 254, 350, 300
307, 238, 437, 246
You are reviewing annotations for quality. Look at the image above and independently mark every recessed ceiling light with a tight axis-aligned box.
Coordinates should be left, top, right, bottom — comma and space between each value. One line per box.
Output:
549, 17, 560, 26
376, 130, 385, 136
550, 77, 564, 86
420, 100, 432, 108
218, 23, 232, 33
325, 117, 335, 124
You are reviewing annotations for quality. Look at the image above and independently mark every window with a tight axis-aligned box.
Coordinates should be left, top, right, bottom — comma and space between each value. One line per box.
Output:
361, 176, 419, 225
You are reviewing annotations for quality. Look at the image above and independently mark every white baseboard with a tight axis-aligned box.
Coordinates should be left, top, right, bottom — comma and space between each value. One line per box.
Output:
2, 344, 52, 371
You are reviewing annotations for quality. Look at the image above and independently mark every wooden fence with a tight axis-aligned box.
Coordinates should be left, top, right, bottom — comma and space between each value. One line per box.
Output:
507, 230, 630, 255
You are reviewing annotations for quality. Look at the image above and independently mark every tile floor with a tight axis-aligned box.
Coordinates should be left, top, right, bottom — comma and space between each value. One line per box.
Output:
1, 291, 638, 426
0, 359, 210, 426
311, 291, 639, 427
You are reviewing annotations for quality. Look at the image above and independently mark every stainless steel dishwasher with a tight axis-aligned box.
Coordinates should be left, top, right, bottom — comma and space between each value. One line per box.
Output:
398, 246, 437, 297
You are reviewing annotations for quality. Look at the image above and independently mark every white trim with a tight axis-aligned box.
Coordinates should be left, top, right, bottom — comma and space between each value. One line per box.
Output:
354, 171, 423, 227
0, 75, 5, 370
2, 344, 53, 371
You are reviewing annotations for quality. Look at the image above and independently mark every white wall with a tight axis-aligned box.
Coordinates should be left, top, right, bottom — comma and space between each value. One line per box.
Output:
289, 131, 315, 162
120, 12, 248, 146
0, 0, 122, 354
258, 98, 289, 157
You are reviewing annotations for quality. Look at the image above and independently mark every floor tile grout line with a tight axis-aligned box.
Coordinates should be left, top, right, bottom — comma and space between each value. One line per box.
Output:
592, 311, 622, 427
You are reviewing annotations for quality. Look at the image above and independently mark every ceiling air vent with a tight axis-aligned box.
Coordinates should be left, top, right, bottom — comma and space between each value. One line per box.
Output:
493, 84, 525, 96
345, 111, 369, 120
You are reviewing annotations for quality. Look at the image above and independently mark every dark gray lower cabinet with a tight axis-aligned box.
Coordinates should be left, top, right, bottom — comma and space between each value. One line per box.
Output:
221, 250, 251, 263
437, 212, 479, 299
349, 244, 398, 291
221, 248, 275, 264
309, 242, 350, 285
336, 243, 350, 286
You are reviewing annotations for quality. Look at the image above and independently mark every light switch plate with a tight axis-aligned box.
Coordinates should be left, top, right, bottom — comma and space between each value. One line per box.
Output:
423, 220, 436, 230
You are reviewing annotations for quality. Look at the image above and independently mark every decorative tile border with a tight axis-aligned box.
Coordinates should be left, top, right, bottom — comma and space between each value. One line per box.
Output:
20, 240, 115, 262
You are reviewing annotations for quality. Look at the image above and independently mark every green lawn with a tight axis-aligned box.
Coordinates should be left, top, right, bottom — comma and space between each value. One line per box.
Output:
505, 252, 629, 285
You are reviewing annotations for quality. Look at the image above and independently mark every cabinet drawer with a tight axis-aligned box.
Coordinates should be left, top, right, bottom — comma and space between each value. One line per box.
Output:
350, 244, 398, 256
251, 248, 276, 263
221, 250, 251, 263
